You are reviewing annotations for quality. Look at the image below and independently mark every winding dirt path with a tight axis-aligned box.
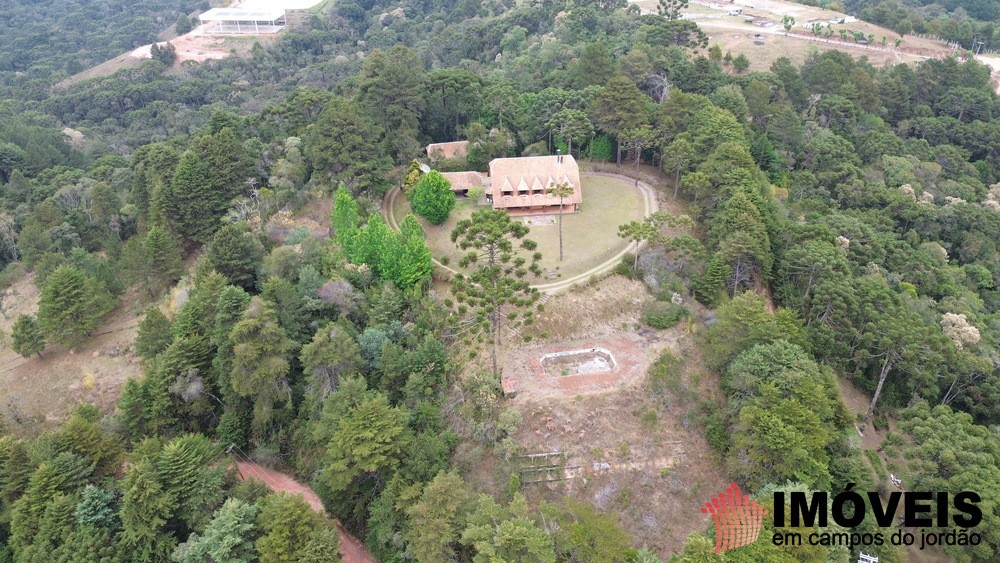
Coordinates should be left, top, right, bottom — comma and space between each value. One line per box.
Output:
383, 172, 659, 295
235, 462, 377, 563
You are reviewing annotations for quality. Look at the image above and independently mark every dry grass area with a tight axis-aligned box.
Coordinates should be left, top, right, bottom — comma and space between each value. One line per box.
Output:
0, 273, 147, 435
531, 276, 651, 340
704, 26, 940, 73
514, 386, 729, 555
55, 56, 146, 89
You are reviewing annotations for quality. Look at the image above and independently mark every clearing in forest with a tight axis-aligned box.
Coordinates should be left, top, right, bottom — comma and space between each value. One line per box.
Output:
389, 173, 652, 282
0, 272, 145, 431
500, 275, 729, 556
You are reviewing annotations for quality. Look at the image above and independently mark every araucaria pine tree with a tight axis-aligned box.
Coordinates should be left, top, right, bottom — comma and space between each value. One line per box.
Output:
450, 209, 542, 377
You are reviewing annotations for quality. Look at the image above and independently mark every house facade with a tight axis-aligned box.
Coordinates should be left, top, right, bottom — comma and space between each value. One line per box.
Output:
486, 154, 582, 216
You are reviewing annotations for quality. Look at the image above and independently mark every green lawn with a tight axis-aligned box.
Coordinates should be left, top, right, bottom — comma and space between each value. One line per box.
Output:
392, 175, 649, 280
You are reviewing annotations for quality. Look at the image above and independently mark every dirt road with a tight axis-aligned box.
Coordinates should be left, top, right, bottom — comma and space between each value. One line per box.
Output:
235, 462, 377, 563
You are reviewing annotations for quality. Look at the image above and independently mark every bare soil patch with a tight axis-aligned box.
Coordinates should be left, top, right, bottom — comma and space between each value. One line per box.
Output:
502, 330, 673, 399
130, 24, 233, 64
58, 24, 278, 88
499, 273, 728, 556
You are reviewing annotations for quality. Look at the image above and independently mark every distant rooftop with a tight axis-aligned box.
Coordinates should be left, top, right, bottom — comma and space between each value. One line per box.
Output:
426, 141, 469, 162
199, 8, 287, 21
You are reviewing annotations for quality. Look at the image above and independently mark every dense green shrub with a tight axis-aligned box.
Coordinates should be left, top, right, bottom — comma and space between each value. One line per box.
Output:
643, 301, 685, 329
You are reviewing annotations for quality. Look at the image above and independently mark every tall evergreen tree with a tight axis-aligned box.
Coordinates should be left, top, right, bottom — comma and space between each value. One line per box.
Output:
141, 225, 184, 295
156, 434, 225, 533
588, 76, 650, 165
299, 526, 342, 562
37, 265, 112, 347
190, 127, 251, 201
20, 493, 76, 561
357, 45, 426, 161
405, 471, 474, 562
11, 314, 45, 358
116, 378, 151, 441
9, 463, 64, 554
229, 298, 295, 445
213, 286, 252, 356
572, 42, 617, 88
136, 307, 174, 362
317, 390, 408, 527
207, 223, 265, 291
255, 493, 325, 563
305, 98, 391, 196
173, 498, 260, 563
261, 276, 309, 344
119, 459, 176, 562
74, 485, 121, 531
0, 437, 32, 512
300, 323, 363, 418
168, 150, 222, 244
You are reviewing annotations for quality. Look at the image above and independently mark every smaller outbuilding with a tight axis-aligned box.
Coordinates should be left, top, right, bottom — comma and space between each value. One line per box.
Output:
426, 141, 469, 162
440, 171, 484, 197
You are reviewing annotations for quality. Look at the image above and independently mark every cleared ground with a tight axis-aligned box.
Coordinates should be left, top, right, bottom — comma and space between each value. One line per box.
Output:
631, 0, 953, 72
57, 23, 278, 88
501, 275, 730, 557
391, 174, 649, 282
0, 273, 146, 433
